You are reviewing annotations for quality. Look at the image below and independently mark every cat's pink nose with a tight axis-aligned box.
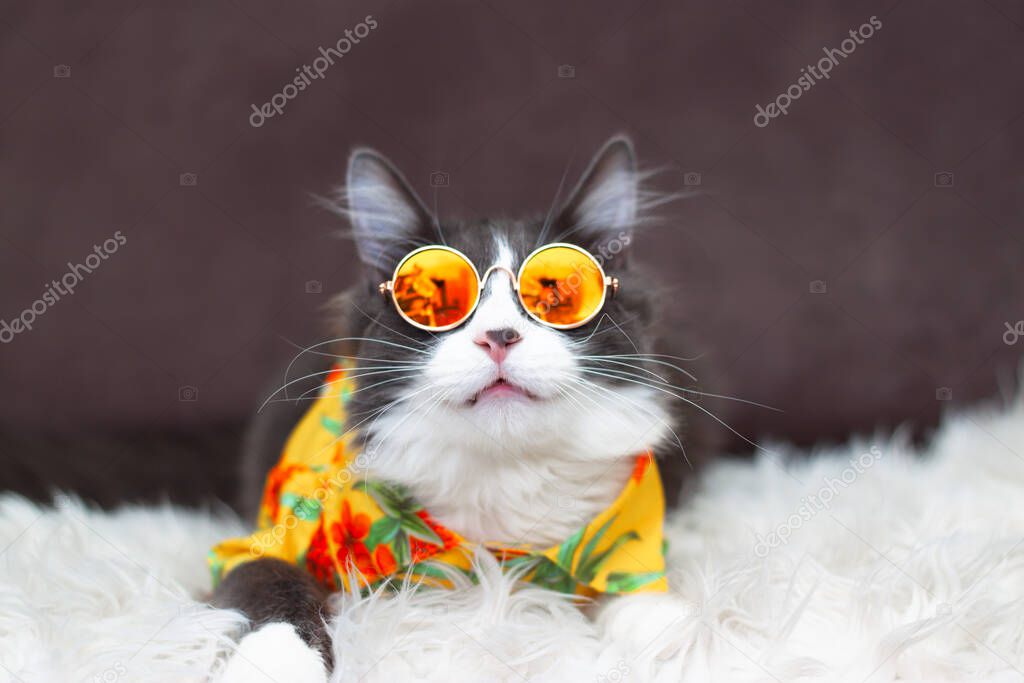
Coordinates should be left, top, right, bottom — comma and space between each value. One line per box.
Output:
474, 328, 522, 363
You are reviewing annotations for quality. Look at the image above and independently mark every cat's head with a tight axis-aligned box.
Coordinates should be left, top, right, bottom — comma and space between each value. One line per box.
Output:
332, 136, 673, 464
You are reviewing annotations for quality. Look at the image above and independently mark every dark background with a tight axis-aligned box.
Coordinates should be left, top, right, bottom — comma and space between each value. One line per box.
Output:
2, 0, 1022, 505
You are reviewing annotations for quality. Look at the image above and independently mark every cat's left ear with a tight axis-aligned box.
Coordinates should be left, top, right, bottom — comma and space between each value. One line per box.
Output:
555, 135, 638, 255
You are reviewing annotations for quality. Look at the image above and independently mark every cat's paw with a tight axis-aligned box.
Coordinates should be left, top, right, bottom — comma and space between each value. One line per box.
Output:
595, 593, 702, 675
219, 622, 328, 683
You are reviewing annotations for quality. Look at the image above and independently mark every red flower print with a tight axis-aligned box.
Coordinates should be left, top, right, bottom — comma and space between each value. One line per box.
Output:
323, 366, 345, 388
331, 439, 348, 465
631, 454, 652, 483
492, 546, 530, 562
408, 509, 459, 562
374, 545, 397, 575
305, 522, 335, 589
261, 464, 303, 522
409, 536, 439, 563
330, 501, 376, 579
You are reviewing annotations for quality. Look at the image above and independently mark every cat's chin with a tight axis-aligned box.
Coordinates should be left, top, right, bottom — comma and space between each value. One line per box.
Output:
425, 388, 570, 447
468, 378, 536, 405
457, 391, 543, 432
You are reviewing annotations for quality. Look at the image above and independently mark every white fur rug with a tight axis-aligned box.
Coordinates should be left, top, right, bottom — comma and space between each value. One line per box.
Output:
3, 393, 1024, 683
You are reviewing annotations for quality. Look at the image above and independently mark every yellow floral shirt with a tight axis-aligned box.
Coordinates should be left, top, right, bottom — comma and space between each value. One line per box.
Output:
210, 365, 668, 596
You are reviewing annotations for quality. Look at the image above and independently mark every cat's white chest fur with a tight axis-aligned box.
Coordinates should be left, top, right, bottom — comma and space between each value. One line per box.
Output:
363, 383, 669, 546
371, 444, 636, 546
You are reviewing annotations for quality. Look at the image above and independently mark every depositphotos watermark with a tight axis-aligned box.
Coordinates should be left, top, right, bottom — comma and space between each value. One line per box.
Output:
1, 231, 127, 344
595, 660, 630, 683
753, 445, 883, 557
249, 14, 378, 127
92, 661, 126, 683
1004, 320, 1023, 345
754, 15, 882, 128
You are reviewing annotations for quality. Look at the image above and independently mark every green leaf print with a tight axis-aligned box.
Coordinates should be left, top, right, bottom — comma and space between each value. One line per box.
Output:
528, 558, 578, 594
352, 480, 442, 545
392, 529, 410, 567
555, 526, 586, 571
280, 492, 322, 521
354, 480, 418, 518
397, 512, 442, 545
604, 570, 664, 593
578, 531, 641, 583
575, 515, 618, 573
363, 516, 401, 550
320, 414, 342, 435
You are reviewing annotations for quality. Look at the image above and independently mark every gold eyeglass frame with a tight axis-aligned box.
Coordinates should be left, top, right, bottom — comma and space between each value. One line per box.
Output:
378, 242, 619, 332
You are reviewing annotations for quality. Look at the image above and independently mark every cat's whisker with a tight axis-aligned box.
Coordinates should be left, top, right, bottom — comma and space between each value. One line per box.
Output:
264, 373, 420, 408
278, 367, 440, 451
576, 356, 670, 383
578, 369, 778, 457
264, 377, 434, 458
291, 370, 425, 406
342, 389, 429, 429
291, 391, 402, 466
341, 402, 398, 421
258, 368, 341, 412
595, 351, 705, 363
574, 313, 639, 354
581, 353, 699, 382
351, 300, 440, 345
604, 314, 641, 354
347, 382, 443, 446
273, 338, 432, 409
277, 337, 430, 400
573, 314, 643, 342
258, 366, 424, 412
558, 381, 637, 430
335, 365, 426, 378
566, 376, 689, 468
280, 337, 427, 364
362, 384, 452, 460
535, 148, 577, 248
305, 336, 432, 354
305, 353, 425, 366
553, 384, 600, 421
345, 374, 427, 399
578, 366, 781, 412
555, 372, 616, 414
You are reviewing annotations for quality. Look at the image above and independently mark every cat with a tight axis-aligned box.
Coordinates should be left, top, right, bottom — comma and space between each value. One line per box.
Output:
212, 135, 709, 681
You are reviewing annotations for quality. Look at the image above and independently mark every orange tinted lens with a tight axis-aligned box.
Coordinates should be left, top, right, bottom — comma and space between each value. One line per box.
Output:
518, 246, 606, 327
392, 248, 479, 329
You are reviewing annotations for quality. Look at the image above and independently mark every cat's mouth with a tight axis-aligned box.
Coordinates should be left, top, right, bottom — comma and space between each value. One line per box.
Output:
470, 378, 534, 404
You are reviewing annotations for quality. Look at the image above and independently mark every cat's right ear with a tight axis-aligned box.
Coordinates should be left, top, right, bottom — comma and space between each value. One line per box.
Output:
345, 149, 434, 275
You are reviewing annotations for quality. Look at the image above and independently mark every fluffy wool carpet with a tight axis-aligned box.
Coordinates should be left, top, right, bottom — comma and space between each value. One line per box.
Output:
2, 391, 1024, 683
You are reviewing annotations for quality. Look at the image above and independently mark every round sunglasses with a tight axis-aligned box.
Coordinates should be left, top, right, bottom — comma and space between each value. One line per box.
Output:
378, 242, 619, 332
